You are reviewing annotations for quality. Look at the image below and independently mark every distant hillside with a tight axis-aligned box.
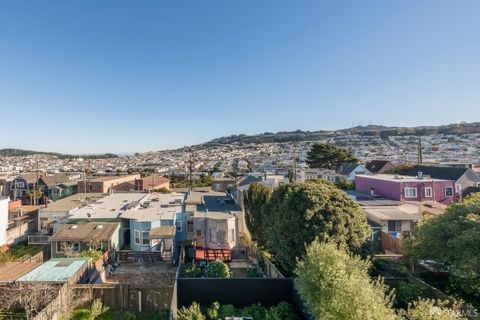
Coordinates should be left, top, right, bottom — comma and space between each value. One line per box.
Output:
200, 122, 480, 146
0, 148, 118, 159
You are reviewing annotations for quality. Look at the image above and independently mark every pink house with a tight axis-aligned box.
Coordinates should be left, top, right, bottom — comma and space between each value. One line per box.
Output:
355, 174, 456, 204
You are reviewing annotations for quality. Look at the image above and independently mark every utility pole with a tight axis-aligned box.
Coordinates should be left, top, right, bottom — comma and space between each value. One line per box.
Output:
292, 144, 297, 182
34, 160, 39, 206
417, 138, 423, 165
188, 149, 194, 191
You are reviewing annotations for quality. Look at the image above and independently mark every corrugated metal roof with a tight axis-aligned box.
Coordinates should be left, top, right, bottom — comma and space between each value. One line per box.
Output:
17, 258, 89, 283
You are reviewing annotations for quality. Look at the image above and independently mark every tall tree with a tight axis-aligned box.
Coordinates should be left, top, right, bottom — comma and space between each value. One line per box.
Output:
404, 193, 480, 301
243, 183, 272, 247
264, 180, 370, 274
306, 143, 358, 170
295, 240, 397, 320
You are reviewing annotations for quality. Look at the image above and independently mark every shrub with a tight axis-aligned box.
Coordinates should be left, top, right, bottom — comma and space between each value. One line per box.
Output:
271, 301, 298, 320
219, 304, 236, 319
206, 301, 221, 320
205, 261, 230, 278
240, 303, 265, 319
181, 264, 203, 278
176, 302, 205, 320
80, 249, 103, 261
246, 264, 263, 278
396, 282, 428, 307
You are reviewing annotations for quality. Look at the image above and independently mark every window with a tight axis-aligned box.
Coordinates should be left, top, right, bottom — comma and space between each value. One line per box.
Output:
229, 229, 235, 242
52, 189, 61, 196
209, 228, 217, 243
187, 220, 194, 233
175, 220, 183, 232
445, 187, 454, 197
196, 229, 202, 237
134, 230, 141, 245
425, 187, 432, 198
218, 230, 226, 244
56, 241, 80, 254
404, 187, 417, 198
369, 228, 375, 241
388, 221, 402, 232
16, 181, 25, 188
142, 231, 150, 246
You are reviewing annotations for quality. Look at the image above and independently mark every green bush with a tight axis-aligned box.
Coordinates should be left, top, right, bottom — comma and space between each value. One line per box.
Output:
246, 264, 263, 278
181, 264, 203, 278
206, 301, 220, 320
240, 303, 265, 319
219, 304, 236, 319
176, 302, 205, 320
396, 282, 428, 307
80, 249, 103, 261
205, 261, 231, 278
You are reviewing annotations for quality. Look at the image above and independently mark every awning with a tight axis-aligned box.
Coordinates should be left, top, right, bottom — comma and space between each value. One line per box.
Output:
149, 226, 175, 239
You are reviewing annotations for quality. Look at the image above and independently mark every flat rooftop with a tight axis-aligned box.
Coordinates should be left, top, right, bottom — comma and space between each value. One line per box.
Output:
120, 192, 185, 222
40, 193, 107, 213
89, 174, 139, 182
50, 222, 119, 241
361, 202, 421, 221
358, 174, 450, 183
186, 191, 241, 213
17, 258, 89, 283
69, 193, 148, 220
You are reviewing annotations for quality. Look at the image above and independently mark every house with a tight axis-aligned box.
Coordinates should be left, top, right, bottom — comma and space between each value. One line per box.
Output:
355, 174, 457, 204
37, 173, 80, 202
336, 163, 371, 181
17, 258, 91, 284
404, 165, 480, 200
77, 174, 140, 193
365, 160, 397, 174
67, 193, 149, 249
120, 192, 185, 258
39, 193, 107, 235
6, 202, 39, 245
185, 191, 246, 261
264, 175, 288, 187
230, 175, 263, 210
49, 222, 120, 258
303, 168, 337, 183
134, 175, 170, 191
0, 197, 8, 247
211, 178, 236, 192
358, 199, 421, 254
8, 173, 45, 203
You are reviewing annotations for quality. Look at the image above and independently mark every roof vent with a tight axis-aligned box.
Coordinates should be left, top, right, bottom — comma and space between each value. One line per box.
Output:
69, 225, 78, 229
95, 225, 104, 229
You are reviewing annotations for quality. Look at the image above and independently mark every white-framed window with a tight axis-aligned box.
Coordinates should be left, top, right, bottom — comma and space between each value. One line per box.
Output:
425, 187, 432, 198
369, 228, 375, 241
16, 181, 25, 188
388, 221, 402, 232
134, 230, 141, 245
187, 220, 194, 233
445, 187, 454, 197
52, 189, 61, 196
142, 231, 149, 246
404, 187, 417, 198
175, 220, 183, 232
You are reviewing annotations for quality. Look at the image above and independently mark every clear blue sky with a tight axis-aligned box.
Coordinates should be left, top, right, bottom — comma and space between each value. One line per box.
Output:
1, 1, 479, 154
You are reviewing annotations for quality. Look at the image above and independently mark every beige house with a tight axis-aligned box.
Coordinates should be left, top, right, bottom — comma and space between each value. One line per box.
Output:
77, 175, 140, 193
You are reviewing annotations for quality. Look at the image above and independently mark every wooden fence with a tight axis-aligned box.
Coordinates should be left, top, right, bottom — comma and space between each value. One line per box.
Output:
381, 232, 403, 254
71, 284, 173, 313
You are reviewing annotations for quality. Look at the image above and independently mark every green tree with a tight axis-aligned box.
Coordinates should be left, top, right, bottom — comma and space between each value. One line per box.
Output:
335, 176, 354, 190
176, 302, 205, 320
295, 240, 397, 320
243, 183, 272, 247
306, 143, 358, 170
23, 188, 43, 205
264, 180, 370, 274
205, 261, 231, 278
404, 193, 480, 300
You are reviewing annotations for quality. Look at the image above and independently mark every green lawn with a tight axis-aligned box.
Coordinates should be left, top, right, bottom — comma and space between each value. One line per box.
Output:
8, 243, 45, 259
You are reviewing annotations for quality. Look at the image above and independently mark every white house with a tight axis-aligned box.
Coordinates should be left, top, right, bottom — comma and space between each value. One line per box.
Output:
0, 197, 9, 247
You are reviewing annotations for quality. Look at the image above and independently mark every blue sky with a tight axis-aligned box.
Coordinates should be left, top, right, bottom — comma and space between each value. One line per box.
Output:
1, 1, 479, 154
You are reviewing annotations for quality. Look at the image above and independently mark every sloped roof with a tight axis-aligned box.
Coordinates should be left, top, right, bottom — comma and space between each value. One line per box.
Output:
50, 222, 119, 242
0, 262, 42, 283
405, 165, 476, 182
366, 160, 391, 173
17, 258, 89, 283
336, 162, 362, 175
39, 173, 73, 187
149, 226, 176, 239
